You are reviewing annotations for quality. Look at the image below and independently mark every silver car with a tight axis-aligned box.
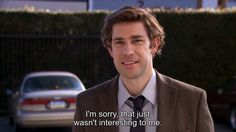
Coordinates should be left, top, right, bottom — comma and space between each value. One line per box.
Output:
9, 71, 85, 132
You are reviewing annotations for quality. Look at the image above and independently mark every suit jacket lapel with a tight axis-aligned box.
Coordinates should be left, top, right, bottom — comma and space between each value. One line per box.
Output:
156, 72, 178, 132
98, 76, 119, 132
95, 73, 178, 132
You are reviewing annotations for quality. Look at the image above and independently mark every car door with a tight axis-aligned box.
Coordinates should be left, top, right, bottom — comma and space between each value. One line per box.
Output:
209, 79, 236, 119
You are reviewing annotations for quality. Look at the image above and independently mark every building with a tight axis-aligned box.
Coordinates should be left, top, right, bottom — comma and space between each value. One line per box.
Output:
0, 0, 235, 12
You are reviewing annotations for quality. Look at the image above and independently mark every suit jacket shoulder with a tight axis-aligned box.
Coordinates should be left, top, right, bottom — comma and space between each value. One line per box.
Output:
73, 76, 119, 132
158, 73, 205, 94
156, 72, 214, 132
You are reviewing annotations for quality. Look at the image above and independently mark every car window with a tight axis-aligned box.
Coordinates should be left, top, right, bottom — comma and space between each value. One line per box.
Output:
23, 76, 83, 92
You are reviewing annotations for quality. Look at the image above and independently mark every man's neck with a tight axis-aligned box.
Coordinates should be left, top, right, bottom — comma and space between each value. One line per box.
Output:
121, 68, 154, 96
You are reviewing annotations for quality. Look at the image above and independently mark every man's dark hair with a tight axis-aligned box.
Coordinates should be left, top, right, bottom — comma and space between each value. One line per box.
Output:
101, 6, 165, 55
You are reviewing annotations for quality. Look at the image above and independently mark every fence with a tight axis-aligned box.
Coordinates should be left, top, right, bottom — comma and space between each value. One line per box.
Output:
0, 33, 117, 114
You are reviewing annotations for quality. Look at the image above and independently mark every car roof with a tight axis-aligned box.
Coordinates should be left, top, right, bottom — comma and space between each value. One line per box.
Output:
25, 71, 78, 78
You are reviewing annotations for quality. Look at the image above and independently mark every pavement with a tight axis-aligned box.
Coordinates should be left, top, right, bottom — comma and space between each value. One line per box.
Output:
0, 116, 71, 132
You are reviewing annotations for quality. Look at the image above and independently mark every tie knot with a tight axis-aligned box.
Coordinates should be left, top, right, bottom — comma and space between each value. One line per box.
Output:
129, 95, 145, 110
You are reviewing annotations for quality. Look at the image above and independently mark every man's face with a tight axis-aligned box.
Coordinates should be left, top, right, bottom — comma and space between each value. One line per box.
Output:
108, 22, 159, 79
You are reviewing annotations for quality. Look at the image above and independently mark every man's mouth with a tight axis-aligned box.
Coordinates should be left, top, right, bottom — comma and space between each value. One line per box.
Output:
122, 61, 138, 65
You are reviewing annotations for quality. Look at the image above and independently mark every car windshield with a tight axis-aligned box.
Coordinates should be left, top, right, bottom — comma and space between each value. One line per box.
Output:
23, 76, 83, 92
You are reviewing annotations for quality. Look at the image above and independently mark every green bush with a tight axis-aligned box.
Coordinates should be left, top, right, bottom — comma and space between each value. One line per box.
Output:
0, 8, 236, 90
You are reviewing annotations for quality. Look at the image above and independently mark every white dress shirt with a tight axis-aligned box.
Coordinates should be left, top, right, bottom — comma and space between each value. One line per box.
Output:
118, 69, 158, 132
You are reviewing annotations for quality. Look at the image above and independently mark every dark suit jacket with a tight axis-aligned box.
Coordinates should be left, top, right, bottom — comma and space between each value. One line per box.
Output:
73, 72, 214, 132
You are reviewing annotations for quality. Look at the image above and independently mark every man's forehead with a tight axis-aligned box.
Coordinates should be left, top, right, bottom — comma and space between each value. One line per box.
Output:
111, 22, 147, 39
112, 21, 144, 28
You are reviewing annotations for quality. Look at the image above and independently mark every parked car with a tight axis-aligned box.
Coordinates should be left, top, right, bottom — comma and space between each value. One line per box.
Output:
207, 76, 236, 130
8, 71, 85, 132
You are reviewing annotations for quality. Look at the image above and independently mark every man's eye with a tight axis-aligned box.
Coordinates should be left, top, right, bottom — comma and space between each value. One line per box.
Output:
133, 39, 143, 44
114, 41, 124, 45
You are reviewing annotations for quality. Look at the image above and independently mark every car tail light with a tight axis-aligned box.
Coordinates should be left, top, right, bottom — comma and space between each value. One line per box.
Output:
65, 98, 76, 104
19, 98, 52, 112
20, 98, 50, 105
19, 97, 76, 111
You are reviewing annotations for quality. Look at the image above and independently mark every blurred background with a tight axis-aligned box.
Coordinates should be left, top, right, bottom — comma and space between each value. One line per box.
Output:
0, 0, 236, 132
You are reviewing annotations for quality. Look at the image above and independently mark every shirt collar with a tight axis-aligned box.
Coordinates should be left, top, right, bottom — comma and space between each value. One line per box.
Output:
118, 69, 157, 109
118, 77, 131, 109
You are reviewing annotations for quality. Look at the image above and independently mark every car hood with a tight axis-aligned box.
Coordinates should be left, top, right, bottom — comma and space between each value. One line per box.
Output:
22, 90, 84, 99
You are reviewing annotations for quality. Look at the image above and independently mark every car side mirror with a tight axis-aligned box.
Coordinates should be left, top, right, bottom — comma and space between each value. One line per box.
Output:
217, 89, 223, 95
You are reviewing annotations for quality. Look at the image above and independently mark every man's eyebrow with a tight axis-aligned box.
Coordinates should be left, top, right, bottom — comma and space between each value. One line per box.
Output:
113, 37, 124, 41
131, 35, 144, 39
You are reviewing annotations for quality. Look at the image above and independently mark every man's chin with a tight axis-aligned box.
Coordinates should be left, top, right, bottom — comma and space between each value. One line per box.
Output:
120, 73, 140, 80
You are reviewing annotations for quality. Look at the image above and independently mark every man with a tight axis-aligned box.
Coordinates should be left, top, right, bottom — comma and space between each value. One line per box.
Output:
73, 6, 214, 132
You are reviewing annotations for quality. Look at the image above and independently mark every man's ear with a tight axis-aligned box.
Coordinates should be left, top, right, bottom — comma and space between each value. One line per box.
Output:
106, 47, 113, 58
150, 38, 160, 54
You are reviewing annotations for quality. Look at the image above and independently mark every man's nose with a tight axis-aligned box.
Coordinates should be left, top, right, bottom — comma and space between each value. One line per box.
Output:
122, 43, 134, 56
